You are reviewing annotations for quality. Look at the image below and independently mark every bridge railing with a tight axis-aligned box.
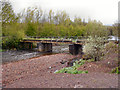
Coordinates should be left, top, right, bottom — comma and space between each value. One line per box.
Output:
23, 36, 119, 44
23, 36, 89, 43
25, 36, 88, 40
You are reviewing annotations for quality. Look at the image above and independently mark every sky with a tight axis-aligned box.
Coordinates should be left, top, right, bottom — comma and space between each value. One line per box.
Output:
9, 0, 119, 25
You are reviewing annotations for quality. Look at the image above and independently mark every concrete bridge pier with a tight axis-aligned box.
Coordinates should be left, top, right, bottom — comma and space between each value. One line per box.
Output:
37, 43, 52, 52
69, 44, 83, 55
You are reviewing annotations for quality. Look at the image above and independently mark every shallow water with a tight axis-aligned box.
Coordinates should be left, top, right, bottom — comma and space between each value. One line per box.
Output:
2, 45, 69, 63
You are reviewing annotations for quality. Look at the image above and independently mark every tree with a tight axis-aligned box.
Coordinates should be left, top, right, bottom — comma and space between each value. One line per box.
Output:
54, 11, 69, 25
2, 1, 18, 26
48, 10, 54, 24
2, 0, 20, 36
83, 36, 106, 61
112, 23, 118, 36
64, 18, 71, 26
35, 8, 43, 23
26, 22, 37, 36
86, 20, 108, 37
59, 11, 69, 25
74, 17, 82, 26
2, 1, 25, 49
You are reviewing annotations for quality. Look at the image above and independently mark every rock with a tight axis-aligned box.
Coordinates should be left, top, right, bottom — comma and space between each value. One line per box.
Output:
60, 60, 67, 64
74, 84, 83, 88
49, 66, 52, 69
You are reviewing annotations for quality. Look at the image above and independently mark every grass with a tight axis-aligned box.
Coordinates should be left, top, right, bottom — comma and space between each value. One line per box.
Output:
54, 59, 88, 74
86, 59, 95, 62
0, 49, 6, 52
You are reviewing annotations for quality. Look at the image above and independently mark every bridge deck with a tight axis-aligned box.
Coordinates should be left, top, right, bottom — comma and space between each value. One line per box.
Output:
23, 39, 85, 45
22, 36, 117, 45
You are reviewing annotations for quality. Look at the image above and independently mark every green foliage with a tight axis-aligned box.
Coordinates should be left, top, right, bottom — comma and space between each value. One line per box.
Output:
0, 49, 2, 52
2, 1, 19, 28
83, 36, 106, 61
2, 1, 25, 49
26, 22, 37, 36
2, 37, 19, 49
111, 66, 120, 74
107, 23, 118, 36
2, 1, 112, 49
104, 42, 118, 53
86, 20, 108, 37
54, 59, 88, 74
2, 23, 25, 49
86, 59, 95, 62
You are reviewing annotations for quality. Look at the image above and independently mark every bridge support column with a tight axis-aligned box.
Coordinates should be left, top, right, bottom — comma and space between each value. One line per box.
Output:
37, 43, 44, 52
69, 44, 82, 55
37, 43, 52, 52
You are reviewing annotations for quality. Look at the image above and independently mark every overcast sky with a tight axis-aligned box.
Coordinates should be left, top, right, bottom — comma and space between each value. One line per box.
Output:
9, 0, 119, 25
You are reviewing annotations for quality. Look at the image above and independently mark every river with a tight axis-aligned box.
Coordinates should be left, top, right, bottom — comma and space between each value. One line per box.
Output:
2, 44, 69, 63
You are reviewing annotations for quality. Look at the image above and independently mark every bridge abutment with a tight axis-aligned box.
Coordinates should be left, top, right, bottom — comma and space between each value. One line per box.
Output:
69, 44, 83, 55
37, 43, 52, 52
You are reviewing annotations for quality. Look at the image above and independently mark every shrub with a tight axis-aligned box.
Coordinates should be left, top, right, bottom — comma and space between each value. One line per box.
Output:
83, 36, 107, 61
2, 36, 23, 49
111, 66, 120, 74
104, 41, 118, 53
2, 24, 25, 49
54, 59, 88, 74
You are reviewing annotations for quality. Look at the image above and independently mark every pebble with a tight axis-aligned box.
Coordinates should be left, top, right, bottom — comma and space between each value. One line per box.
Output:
108, 62, 110, 64
74, 84, 83, 88
49, 66, 52, 69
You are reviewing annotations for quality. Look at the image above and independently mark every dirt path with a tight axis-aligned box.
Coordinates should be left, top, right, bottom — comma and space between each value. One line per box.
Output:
2, 53, 118, 88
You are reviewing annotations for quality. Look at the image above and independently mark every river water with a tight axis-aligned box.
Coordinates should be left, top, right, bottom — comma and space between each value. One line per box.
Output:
3, 36, 119, 64
2, 44, 69, 63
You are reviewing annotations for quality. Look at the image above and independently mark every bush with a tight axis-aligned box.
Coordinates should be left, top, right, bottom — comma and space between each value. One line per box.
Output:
111, 66, 120, 74
104, 41, 118, 53
2, 24, 25, 49
54, 59, 88, 74
83, 36, 107, 61
2, 36, 22, 49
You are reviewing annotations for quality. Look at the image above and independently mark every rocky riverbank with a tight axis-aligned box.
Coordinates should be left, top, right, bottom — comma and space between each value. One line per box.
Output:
2, 44, 69, 63
2, 53, 118, 88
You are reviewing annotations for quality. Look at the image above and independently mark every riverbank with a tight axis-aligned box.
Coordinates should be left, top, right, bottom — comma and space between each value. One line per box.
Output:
2, 53, 118, 88
2, 43, 119, 88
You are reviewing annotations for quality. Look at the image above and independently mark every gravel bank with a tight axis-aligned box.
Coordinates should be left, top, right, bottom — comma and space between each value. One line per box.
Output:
2, 53, 118, 88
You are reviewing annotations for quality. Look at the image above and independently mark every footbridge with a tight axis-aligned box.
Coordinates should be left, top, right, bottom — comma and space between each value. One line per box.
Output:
21, 36, 87, 55
20, 36, 118, 55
